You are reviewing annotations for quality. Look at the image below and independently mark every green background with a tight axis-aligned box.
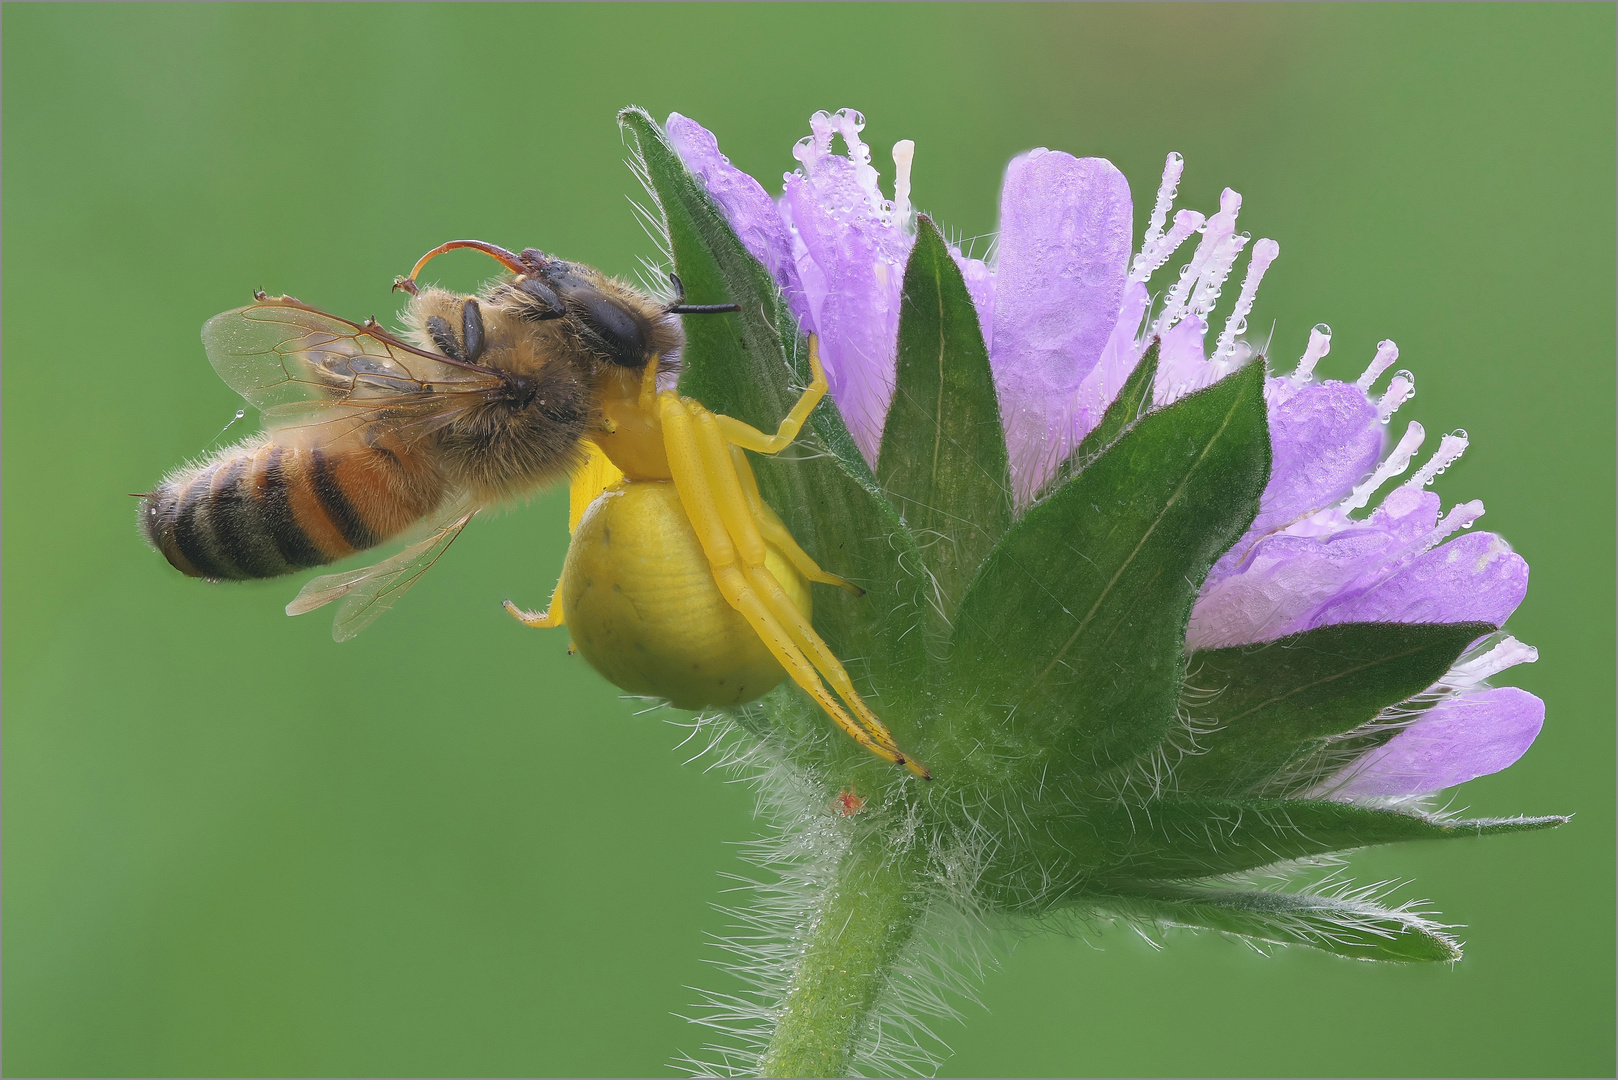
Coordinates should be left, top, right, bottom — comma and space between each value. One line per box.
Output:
4, 3, 1613, 1075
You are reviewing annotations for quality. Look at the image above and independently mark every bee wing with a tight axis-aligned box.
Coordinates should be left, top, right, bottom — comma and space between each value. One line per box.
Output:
202, 295, 504, 447
286, 508, 476, 640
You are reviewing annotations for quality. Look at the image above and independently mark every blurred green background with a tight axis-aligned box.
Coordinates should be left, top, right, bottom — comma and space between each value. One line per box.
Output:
4, 4, 1613, 1076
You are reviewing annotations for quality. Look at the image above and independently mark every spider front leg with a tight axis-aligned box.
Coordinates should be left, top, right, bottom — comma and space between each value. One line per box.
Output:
663, 389, 928, 779
713, 335, 864, 597
712, 335, 828, 453
731, 446, 864, 597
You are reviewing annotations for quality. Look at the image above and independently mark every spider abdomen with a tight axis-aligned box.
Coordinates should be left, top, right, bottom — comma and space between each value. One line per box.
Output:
560, 480, 810, 709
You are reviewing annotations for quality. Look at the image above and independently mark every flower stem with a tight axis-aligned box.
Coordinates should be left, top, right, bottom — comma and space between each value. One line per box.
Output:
758, 825, 924, 1078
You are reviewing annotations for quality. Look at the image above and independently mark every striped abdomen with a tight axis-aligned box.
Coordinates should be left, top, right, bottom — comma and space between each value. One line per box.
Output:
141, 435, 444, 581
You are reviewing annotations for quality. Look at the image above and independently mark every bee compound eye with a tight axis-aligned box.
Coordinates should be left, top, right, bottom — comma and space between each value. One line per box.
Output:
576, 293, 648, 368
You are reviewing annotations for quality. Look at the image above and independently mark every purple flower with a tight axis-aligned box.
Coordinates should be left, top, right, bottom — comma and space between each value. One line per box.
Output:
668, 110, 1542, 802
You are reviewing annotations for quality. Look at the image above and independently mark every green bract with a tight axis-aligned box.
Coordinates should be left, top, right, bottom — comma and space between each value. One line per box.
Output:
619, 110, 1564, 1078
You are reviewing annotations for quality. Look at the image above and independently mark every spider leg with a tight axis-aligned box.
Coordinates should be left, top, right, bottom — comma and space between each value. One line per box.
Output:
730, 446, 863, 596
672, 397, 928, 778
503, 591, 564, 628
713, 335, 829, 453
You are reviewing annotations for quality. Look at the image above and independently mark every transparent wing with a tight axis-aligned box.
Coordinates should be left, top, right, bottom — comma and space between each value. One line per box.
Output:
201, 294, 505, 447
285, 509, 476, 641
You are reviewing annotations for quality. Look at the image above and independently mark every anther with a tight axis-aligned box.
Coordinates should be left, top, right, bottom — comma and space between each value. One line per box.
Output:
1356, 340, 1400, 393
1292, 324, 1332, 384
1131, 152, 1186, 283
1403, 429, 1469, 489
1376, 370, 1416, 422
1214, 238, 1279, 360
1446, 636, 1539, 690
1341, 420, 1425, 512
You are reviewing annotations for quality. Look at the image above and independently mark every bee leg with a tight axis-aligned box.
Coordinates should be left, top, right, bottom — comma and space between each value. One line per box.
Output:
425, 316, 466, 362
729, 446, 863, 596
461, 299, 485, 362
662, 394, 927, 778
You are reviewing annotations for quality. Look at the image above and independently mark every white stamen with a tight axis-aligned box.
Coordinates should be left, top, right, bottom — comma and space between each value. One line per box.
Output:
1403, 429, 1469, 489
1129, 152, 1184, 282
1137, 208, 1205, 284
1190, 231, 1250, 322
1355, 339, 1400, 393
1377, 370, 1416, 422
1154, 254, 1207, 336
1156, 190, 1240, 334
1431, 498, 1485, 543
1214, 238, 1278, 360
891, 140, 914, 223
1340, 421, 1425, 512
1444, 635, 1539, 691
1292, 323, 1333, 383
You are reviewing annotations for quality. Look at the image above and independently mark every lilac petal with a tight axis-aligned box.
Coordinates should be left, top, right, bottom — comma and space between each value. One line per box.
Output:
1188, 488, 1442, 649
1330, 687, 1544, 799
666, 113, 804, 316
1068, 280, 1151, 445
781, 172, 907, 463
1152, 314, 1211, 406
1309, 529, 1529, 628
950, 246, 996, 354
775, 111, 916, 464
992, 149, 1132, 500
1207, 381, 1382, 586
1255, 382, 1383, 534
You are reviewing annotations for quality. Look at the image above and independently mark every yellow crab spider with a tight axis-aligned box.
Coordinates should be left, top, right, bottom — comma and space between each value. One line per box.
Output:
506, 337, 929, 779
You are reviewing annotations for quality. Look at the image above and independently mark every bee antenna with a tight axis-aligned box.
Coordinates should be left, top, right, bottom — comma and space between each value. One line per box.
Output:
406, 239, 533, 286
663, 270, 739, 314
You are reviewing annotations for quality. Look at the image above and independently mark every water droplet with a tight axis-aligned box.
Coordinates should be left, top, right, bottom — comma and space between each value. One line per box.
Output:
212, 408, 247, 444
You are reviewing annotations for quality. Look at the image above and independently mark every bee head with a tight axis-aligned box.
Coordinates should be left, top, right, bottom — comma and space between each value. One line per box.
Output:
511, 258, 661, 370
504, 372, 539, 409
401, 239, 705, 374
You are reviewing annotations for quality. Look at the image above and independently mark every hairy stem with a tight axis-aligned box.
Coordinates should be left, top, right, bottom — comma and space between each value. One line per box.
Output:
758, 825, 924, 1077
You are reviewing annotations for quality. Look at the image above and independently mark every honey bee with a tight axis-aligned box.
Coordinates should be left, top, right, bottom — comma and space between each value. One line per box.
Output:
141, 240, 927, 777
